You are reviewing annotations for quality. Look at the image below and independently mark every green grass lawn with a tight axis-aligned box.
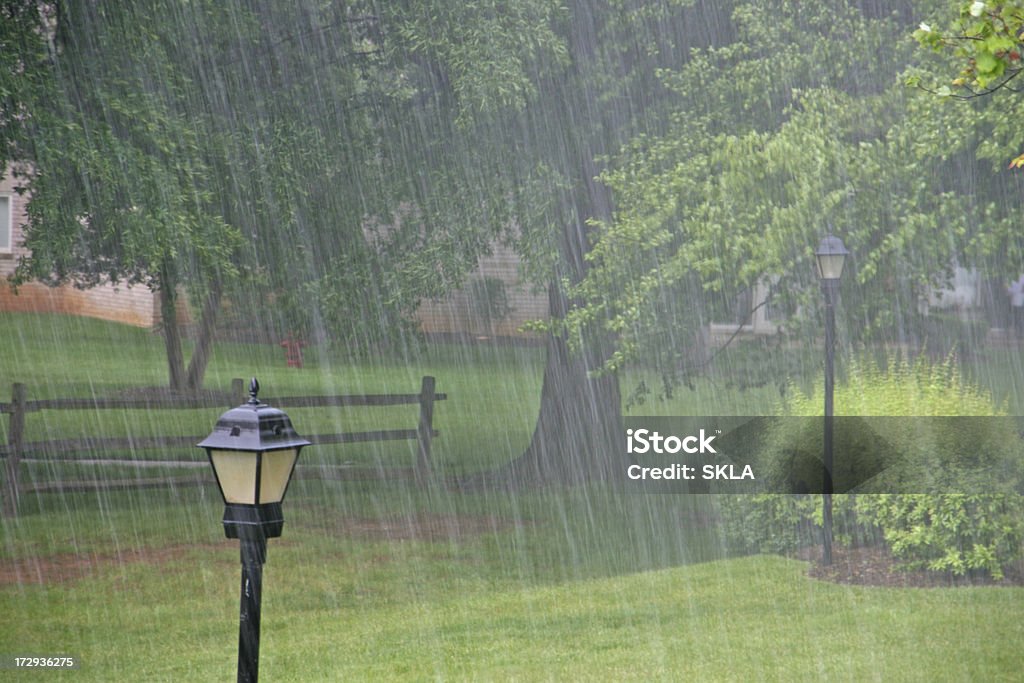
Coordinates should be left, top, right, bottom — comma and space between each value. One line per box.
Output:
3, 482, 1022, 681
1, 312, 1023, 680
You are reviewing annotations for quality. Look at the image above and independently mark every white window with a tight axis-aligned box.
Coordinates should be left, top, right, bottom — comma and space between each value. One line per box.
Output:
0, 195, 11, 253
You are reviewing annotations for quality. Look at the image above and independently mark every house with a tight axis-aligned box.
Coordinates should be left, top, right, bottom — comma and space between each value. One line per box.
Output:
0, 168, 182, 328
414, 241, 548, 340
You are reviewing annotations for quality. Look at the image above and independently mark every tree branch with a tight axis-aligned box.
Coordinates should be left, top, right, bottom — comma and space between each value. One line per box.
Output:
915, 66, 1023, 99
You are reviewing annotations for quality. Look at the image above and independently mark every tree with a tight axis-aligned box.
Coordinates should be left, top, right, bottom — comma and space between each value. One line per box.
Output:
913, 1, 1024, 94
5, 0, 718, 483
1, 1, 240, 392
0, 1, 565, 390
563, 0, 1023, 392
911, 2, 1024, 169
454, 0, 750, 485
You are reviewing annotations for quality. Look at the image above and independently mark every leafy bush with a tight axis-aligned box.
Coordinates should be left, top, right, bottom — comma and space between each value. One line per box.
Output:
720, 354, 1024, 579
718, 494, 863, 555
760, 355, 1021, 494
855, 494, 1023, 580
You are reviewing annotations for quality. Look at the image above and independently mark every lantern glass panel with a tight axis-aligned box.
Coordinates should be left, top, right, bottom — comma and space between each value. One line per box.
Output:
210, 450, 258, 504
816, 253, 846, 280
259, 449, 298, 504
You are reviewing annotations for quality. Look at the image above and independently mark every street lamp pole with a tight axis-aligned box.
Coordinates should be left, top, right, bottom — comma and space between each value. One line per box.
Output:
815, 236, 849, 567
238, 536, 266, 683
199, 378, 310, 683
821, 276, 837, 566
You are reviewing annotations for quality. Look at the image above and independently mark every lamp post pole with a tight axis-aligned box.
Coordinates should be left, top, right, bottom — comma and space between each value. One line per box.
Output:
815, 235, 848, 567
238, 536, 266, 683
821, 277, 837, 567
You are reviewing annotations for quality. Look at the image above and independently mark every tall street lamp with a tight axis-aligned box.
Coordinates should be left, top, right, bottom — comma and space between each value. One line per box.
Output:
199, 378, 311, 683
815, 235, 848, 567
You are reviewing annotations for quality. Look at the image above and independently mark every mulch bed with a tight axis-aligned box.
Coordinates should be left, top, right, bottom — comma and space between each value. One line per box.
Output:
795, 544, 1024, 587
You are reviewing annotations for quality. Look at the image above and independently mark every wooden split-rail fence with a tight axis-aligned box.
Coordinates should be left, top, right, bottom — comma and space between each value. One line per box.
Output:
0, 377, 445, 516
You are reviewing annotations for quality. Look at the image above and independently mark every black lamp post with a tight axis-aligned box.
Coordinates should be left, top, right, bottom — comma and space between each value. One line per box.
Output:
198, 378, 310, 683
815, 235, 848, 566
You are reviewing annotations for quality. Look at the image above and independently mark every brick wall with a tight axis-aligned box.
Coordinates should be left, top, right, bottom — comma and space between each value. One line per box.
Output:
0, 280, 160, 327
0, 167, 188, 328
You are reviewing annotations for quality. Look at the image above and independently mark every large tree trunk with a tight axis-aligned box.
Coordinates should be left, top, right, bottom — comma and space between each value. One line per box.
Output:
459, 1, 639, 489
514, 283, 624, 484
465, 163, 626, 488
460, 280, 624, 490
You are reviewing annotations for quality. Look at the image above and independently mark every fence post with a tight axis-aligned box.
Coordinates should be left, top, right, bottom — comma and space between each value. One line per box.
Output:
230, 378, 245, 408
416, 376, 436, 484
3, 383, 27, 517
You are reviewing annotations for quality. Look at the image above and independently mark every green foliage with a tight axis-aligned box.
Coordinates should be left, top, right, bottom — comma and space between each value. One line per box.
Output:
717, 494, 820, 554
856, 493, 1024, 579
911, 2, 1024, 171
0, 0, 590, 386
718, 493, 870, 555
559, 0, 1024, 383
913, 1, 1024, 91
784, 353, 1004, 417
769, 354, 1021, 493
721, 354, 1024, 578
390, 0, 568, 122
297, 262, 426, 358
2, 1, 241, 293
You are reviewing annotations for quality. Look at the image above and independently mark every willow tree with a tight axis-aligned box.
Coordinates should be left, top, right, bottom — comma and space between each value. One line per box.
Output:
4, 0, 725, 479
0, 0, 566, 390
1, 1, 241, 391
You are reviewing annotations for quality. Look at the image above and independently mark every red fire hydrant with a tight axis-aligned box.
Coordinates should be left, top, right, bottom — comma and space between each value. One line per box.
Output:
280, 334, 306, 368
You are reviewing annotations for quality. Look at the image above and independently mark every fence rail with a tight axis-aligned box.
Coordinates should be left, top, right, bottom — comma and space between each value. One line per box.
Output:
1, 377, 445, 516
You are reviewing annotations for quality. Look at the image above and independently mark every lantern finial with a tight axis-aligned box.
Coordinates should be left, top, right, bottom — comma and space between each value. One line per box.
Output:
248, 377, 260, 405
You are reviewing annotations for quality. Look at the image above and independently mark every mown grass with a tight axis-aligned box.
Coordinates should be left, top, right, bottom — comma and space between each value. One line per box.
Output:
3, 481, 1023, 681
1, 312, 1023, 680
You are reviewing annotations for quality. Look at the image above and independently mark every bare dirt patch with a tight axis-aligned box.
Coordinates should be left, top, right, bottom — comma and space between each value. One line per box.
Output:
796, 544, 1024, 588
295, 509, 532, 542
0, 512, 525, 586
0, 544, 223, 587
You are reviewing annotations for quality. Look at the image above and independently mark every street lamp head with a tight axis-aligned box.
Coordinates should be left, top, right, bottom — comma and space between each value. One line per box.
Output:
198, 378, 310, 539
815, 235, 850, 281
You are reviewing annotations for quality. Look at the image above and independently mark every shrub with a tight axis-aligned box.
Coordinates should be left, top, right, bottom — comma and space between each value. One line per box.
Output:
717, 494, 863, 555
718, 495, 818, 555
855, 494, 1023, 580
720, 354, 1024, 579
760, 355, 1021, 494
